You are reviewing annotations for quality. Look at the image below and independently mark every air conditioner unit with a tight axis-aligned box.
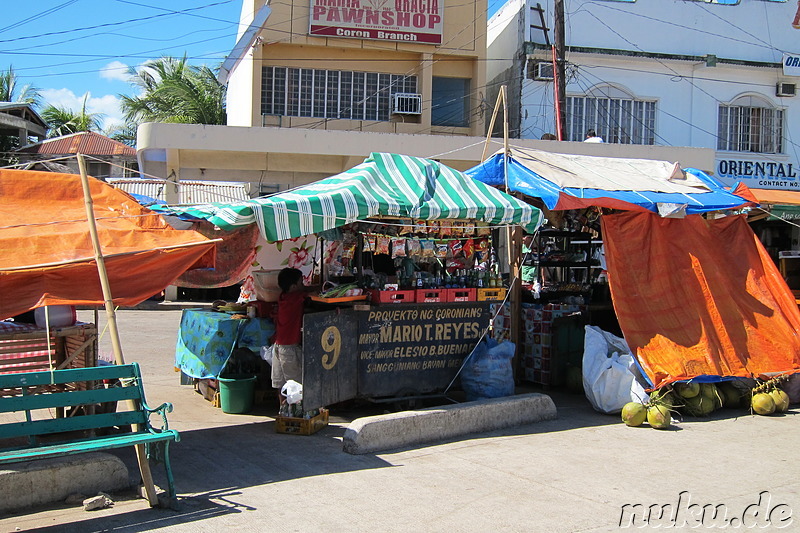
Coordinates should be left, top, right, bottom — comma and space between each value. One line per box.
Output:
777, 82, 796, 97
534, 62, 554, 81
392, 93, 422, 115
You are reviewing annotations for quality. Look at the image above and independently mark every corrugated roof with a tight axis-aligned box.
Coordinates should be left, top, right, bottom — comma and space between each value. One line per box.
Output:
107, 178, 251, 204
17, 131, 135, 156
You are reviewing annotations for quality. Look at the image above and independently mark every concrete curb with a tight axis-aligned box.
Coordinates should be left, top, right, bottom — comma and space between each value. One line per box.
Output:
0, 452, 130, 513
342, 393, 557, 454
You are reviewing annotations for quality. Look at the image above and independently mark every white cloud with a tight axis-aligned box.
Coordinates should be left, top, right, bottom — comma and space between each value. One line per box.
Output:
40, 88, 125, 132
99, 61, 130, 82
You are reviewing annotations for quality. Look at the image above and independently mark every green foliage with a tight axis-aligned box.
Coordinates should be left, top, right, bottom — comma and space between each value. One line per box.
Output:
0, 65, 40, 106
41, 94, 104, 137
119, 56, 226, 125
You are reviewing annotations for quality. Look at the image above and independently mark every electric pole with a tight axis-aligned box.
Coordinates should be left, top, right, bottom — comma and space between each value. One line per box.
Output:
554, 0, 566, 140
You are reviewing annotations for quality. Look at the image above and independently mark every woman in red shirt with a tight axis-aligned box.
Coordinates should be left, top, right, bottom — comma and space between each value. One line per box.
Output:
272, 268, 307, 392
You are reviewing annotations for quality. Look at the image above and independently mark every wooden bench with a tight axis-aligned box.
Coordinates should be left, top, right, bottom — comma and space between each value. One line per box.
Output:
0, 362, 179, 505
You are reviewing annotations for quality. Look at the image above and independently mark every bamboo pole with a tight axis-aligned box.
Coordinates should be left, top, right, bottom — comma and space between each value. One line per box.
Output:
77, 154, 160, 507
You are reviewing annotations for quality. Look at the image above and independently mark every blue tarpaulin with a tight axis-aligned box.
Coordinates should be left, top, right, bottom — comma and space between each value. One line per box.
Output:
466, 150, 752, 215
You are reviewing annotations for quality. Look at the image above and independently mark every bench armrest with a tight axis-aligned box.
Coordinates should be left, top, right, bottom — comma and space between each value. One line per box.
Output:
143, 402, 174, 433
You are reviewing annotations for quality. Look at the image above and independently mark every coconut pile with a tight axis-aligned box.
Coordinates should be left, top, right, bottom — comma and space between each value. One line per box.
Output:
620, 374, 794, 430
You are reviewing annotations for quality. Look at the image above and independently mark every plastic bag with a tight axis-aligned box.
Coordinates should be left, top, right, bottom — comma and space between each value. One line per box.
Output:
260, 344, 274, 366
582, 325, 649, 414
281, 379, 303, 405
460, 338, 515, 401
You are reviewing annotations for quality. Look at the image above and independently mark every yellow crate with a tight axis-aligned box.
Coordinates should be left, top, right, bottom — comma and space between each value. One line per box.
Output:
275, 408, 329, 435
477, 287, 507, 301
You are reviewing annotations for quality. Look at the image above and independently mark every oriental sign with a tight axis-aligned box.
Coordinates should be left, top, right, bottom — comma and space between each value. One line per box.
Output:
716, 159, 800, 190
309, 0, 444, 44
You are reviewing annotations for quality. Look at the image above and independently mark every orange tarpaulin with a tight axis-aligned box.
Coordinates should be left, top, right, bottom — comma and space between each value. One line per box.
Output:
0, 169, 216, 319
602, 211, 800, 388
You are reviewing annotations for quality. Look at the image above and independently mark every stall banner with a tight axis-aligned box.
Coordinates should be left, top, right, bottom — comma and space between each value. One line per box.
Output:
357, 304, 488, 397
238, 234, 318, 302
309, 0, 444, 44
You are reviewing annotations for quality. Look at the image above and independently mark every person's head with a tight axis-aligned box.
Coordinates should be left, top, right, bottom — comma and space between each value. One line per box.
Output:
278, 268, 303, 293
586, 129, 597, 138
540, 133, 557, 140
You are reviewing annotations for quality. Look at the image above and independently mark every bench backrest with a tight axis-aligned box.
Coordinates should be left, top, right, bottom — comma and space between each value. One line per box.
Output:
0, 363, 150, 445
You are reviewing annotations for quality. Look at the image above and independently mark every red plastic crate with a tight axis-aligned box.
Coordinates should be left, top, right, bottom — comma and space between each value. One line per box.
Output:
445, 288, 476, 302
415, 288, 445, 303
371, 290, 416, 304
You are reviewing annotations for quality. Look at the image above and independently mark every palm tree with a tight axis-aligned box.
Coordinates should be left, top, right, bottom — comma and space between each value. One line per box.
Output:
119, 56, 226, 125
103, 121, 137, 147
40, 94, 104, 137
0, 65, 40, 106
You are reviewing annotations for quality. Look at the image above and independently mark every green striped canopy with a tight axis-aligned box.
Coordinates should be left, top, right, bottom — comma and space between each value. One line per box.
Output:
165, 152, 542, 242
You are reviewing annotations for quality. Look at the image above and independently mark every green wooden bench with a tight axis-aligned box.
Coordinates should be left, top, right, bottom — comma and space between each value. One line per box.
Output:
0, 362, 179, 505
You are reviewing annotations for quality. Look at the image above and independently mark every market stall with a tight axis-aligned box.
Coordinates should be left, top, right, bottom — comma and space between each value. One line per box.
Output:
465, 148, 800, 390
164, 152, 542, 408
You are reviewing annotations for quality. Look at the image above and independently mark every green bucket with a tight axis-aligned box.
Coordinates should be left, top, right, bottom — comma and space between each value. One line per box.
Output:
217, 375, 257, 414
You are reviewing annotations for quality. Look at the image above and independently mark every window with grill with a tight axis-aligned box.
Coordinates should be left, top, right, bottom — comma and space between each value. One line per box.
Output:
566, 91, 656, 144
262, 67, 417, 122
718, 100, 784, 154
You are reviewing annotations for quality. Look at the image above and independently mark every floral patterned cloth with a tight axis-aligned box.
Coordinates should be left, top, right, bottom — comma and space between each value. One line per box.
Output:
175, 309, 275, 379
238, 235, 317, 302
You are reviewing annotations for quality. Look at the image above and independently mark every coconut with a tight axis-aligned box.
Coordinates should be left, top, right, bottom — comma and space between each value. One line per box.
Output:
650, 388, 676, 408
621, 402, 647, 427
647, 404, 671, 429
675, 382, 700, 399
682, 395, 714, 416
770, 389, 790, 413
719, 383, 742, 408
752, 392, 776, 415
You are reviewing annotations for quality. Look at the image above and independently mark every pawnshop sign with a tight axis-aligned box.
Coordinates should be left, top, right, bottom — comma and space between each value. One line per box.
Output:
309, 0, 443, 44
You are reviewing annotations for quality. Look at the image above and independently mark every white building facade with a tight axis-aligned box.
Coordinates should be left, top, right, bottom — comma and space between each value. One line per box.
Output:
488, 0, 800, 190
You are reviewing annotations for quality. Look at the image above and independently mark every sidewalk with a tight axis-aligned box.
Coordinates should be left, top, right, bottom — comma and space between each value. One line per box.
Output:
2, 309, 798, 532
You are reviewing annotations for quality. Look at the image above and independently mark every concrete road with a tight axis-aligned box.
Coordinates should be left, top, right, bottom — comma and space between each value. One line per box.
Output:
1, 309, 798, 532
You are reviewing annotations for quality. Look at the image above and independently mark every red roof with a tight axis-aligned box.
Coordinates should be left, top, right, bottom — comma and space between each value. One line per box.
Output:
18, 131, 135, 157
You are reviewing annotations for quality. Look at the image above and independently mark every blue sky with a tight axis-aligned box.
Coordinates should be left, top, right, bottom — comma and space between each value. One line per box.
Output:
4, 0, 506, 131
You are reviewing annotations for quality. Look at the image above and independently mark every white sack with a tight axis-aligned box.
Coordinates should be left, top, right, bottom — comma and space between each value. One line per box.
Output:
582, 325, 649, 414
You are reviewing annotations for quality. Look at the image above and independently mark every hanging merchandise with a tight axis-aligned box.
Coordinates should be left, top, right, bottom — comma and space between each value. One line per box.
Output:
420, 239, 435, 258
391, 238, 407, 258
407, 239, 422, 258
435, 242, 449, 259
363, 234, 376, 253
375, 235, 391, 255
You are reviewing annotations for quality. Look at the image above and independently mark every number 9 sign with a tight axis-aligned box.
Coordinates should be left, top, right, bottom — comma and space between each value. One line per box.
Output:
321, 326, 341, 370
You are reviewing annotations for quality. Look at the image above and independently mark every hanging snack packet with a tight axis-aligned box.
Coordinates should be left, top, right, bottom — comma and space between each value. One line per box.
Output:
341, 239, 357, 261
435, 242, 449, 259
391, 238, 407, 258
449, 239, 463, 257
439, 221, 452, 237
463, 221, 476, 237
420, 239, 435, 258
462, 238, 475, 258
414, 219, 427, 234
476, 222, 491, 237
407, 239, 421, 258
376, 235, 391, 255
399, 219, 414, 235
363, 235, 376, 253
